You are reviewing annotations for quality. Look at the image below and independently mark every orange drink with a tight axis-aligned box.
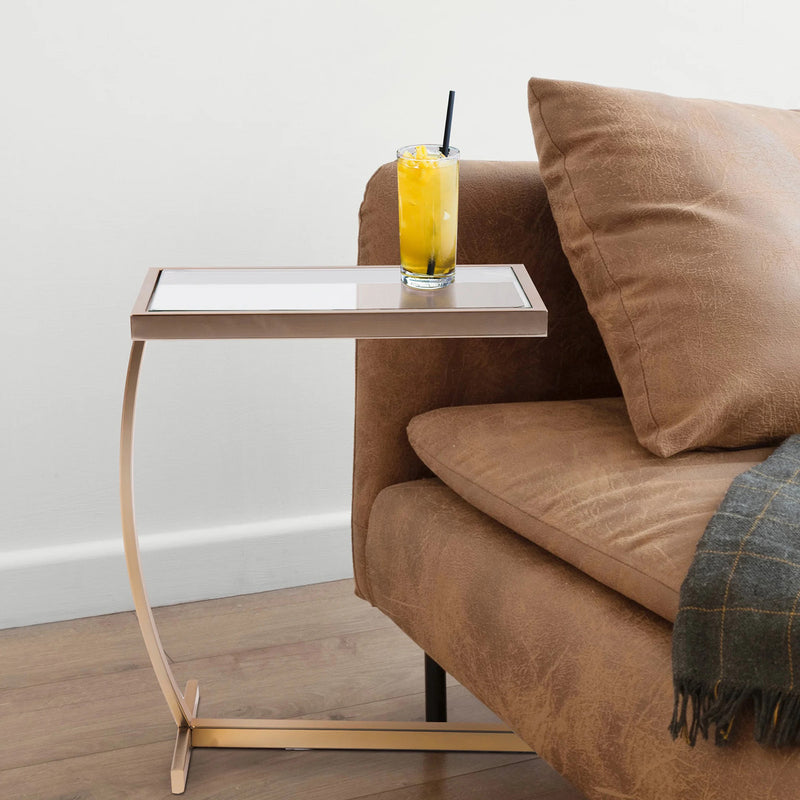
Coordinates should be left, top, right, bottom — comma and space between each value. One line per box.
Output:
397, 144, 459, 289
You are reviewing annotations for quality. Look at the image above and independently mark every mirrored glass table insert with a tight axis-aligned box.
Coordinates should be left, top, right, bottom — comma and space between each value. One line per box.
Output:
122, 265, 545, 793
132, 265, 547, 340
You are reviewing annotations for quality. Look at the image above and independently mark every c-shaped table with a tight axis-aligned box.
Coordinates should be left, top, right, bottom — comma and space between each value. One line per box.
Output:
120, 265, 547, 793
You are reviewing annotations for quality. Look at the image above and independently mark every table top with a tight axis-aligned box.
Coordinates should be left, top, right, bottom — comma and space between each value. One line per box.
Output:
130, 265, 547, 340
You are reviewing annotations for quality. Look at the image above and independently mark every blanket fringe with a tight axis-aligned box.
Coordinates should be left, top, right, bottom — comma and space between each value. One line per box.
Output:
671, 679, 800, 747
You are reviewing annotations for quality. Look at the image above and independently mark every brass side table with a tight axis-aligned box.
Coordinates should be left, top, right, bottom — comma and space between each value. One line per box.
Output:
120, 265, 547, 793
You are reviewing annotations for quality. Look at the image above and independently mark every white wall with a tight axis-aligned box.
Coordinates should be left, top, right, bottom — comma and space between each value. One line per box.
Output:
2, 0, 798, 627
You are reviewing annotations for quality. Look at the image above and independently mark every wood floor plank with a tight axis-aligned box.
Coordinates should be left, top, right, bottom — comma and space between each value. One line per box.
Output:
1, 624, 469, 771
1, 739, 536, 800
0, 686, 524, 798
151, 580, 394, 663
351, 758, 585, 800
0, 579, 388, 690
182, 749, 537, 800
0, 580, 586, 799
294, 684, 506, 727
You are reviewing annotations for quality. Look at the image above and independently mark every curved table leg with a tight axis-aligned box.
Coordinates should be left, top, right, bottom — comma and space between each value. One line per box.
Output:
120, 340, 196, 729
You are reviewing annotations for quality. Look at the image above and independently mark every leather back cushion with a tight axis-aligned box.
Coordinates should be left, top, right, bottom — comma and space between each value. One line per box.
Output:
528, 78, 800, 456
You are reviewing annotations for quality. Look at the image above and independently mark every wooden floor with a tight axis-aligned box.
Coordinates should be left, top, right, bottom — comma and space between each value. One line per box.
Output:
1, 579, 585, 800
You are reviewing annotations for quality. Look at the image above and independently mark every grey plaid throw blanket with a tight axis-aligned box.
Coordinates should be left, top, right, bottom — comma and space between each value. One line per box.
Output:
670, 435, 800, 747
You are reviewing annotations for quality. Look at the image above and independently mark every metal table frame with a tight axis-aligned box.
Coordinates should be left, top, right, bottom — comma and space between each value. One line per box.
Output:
120, 265, 546, 793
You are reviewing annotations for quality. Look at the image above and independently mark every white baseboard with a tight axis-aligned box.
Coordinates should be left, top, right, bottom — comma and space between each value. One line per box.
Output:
0, 511, 354, 629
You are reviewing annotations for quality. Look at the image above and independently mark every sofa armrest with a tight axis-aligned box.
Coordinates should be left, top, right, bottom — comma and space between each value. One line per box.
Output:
352, 160, 619, 601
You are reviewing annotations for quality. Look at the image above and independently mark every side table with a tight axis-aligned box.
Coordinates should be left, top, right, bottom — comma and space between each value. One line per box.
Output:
121, 265, 547, 793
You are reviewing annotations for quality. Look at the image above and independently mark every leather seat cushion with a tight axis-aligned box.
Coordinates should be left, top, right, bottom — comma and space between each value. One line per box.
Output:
364, 477, 800, 797
407, 397, 775, 621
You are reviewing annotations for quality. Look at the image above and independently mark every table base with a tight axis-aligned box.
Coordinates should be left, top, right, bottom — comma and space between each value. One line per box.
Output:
167, 682, 530, 795
122, 342, 531, 795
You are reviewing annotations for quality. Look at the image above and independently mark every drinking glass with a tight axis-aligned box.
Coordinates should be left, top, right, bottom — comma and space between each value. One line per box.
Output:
397, 144, 460, 289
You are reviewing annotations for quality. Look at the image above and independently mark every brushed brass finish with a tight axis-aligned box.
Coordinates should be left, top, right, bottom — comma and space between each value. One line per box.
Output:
193, 718, 512, 731
131, 267, 161, 317
171, 681, 200, 794
121, 268, 541, 793
190, 719, 531, 752
120, 340, 195, 727
170, 728, 191, 794
130, 265, 547, 341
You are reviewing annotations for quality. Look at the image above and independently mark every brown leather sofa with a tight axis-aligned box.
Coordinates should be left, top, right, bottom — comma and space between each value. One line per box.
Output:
351, 155, 800, 798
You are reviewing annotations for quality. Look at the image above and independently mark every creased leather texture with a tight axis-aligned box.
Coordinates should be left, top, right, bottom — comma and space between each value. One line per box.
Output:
528, 78, 800, 457
352, 160, 620, 601
407, 397, 775, 622
366, 479, 800, 800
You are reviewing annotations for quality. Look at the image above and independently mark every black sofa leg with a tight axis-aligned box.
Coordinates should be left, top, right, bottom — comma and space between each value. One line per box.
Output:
424, 652, 447, 722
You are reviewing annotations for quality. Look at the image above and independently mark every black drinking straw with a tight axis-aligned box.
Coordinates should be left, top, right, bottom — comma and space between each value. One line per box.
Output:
441, 90, 455, 156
